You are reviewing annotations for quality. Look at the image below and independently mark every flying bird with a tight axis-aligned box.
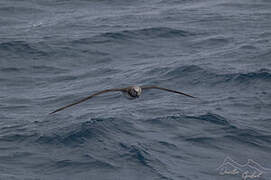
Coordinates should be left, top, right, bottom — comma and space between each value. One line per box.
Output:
49, 85, 195, 114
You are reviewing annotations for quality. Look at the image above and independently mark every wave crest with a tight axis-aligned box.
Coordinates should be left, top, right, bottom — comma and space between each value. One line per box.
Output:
157, 65, 271, 86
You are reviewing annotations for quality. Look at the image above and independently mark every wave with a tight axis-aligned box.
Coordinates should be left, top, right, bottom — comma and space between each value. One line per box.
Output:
0, 41, 48, 56
224, 128, 271, 148
217, 2, 269, 9
191, 36, 231, 48
119, 143, 150, 166
144, 113, 233, 132
103, 27, 193, 39
73, 27, 194, 44
145, 65, 271, 86
0, 67, 24, 73
180, 113, 271, 149
232, 68, 271, 82
0, 132, 38, 143
0, 6, 43, 14
0, 66, 69, 77
1, 113, 269, 150
30, 65, 69, 74
185, 113, 230, 126
36, 120, 108, 145
49, 158, 116, 171
119, 142, 172, 179
0, 119, 109, 145
35, 116, 136, 146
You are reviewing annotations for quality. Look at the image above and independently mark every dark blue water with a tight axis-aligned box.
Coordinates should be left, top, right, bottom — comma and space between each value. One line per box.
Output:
1, 0, 271, 179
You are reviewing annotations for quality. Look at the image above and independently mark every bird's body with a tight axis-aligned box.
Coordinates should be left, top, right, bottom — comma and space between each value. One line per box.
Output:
50, 85, 195, 114
124, 86, 142, 99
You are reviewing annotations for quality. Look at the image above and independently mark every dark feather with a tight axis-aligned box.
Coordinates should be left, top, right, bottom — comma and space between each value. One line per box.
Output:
49, 88, 126, 114
141, 86, 195, 98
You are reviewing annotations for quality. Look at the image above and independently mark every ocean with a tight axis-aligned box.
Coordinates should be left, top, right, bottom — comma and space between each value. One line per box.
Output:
0, 0, 271, 179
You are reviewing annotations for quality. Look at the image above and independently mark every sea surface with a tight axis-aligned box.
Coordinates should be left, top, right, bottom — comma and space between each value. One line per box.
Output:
0, 0, 271, 179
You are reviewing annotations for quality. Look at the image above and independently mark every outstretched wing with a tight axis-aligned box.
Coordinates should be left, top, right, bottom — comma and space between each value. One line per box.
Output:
50, 88, 126, 114
141, 86, 195, 98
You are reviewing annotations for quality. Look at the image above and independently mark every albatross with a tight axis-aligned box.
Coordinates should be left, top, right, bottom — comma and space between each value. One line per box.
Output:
50, 85, 195, 114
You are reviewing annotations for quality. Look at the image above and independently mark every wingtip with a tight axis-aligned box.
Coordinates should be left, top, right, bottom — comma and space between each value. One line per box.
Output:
182, 93, 196, 99
49, 110, 57, 115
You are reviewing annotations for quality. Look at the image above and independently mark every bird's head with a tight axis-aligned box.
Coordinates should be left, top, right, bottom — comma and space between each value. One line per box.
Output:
129, 86, 142, 98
